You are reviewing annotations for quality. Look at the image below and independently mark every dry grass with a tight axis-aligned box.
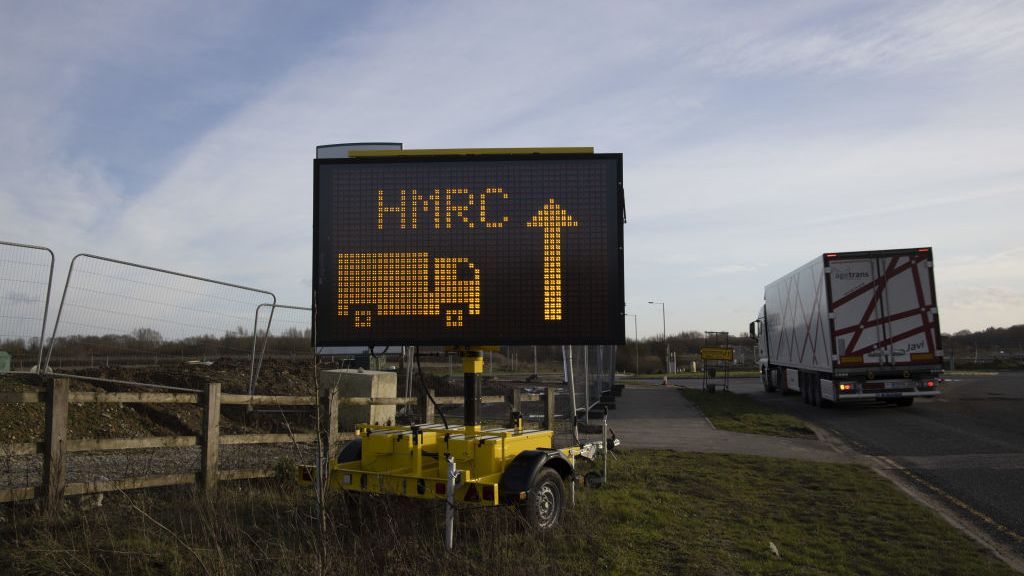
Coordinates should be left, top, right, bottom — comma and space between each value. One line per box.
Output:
0, 475, 577, 576
1, 450, 1017, 576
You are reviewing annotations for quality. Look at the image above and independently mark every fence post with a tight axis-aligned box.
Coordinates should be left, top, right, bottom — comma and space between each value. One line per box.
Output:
543, 386, 556, 431
200, 382, 221, 494
320, 381, 339, 457
417, 388, 435, 424
43, 378, 69, 512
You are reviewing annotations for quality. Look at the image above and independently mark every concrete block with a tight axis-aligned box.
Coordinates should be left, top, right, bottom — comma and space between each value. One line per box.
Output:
321, 369, 397, 430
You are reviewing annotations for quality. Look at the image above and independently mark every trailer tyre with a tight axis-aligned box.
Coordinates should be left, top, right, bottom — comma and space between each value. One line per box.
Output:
523, 467, 565, 530
895, 398, 915, 407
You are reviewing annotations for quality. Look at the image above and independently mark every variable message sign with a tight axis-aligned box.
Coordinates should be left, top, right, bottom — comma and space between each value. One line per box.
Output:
314, 152, 624, 346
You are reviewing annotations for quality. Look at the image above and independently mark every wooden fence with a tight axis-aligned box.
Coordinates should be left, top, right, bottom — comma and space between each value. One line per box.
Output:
0, 378, 557, 509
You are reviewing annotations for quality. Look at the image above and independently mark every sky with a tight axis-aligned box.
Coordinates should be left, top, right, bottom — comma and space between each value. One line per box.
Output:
1, 0, 1022, 341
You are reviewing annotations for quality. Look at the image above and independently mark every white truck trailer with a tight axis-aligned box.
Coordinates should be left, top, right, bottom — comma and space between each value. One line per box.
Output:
751, 248, 943, 407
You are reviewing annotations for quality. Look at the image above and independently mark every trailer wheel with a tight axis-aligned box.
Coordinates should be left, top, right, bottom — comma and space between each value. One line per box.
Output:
895, 398, 915, 407
522, 468, 565, 530
336, 438, 362, 463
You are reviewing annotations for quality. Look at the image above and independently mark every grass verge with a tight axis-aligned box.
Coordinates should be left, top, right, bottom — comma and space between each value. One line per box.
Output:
1, 451, 1015, 575
679, 386, 815, 438
576, 450, 1015, 576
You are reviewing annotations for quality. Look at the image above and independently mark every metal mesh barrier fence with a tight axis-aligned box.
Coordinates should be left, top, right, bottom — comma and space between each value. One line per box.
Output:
45, 254, 276, 386
552, 345, 617, 445
249, 303, 313, 394
0, 241, 54, 372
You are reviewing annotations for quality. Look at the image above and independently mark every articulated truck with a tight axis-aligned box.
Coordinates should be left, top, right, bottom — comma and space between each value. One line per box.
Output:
751, 248, 943, 407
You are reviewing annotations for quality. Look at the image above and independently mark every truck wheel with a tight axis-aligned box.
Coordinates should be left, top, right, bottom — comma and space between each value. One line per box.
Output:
522, 468, 565, 530
810, 380, 820, 407
761, 368, 775, 393
895, 398, 915, 407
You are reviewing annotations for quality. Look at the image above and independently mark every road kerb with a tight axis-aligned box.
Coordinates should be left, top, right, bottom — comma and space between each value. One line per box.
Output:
808, 423, 1024, 573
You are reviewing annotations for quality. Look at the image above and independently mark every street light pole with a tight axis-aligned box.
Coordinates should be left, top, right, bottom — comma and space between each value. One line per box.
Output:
649, 301, 668, 378
626, 313, 639, 375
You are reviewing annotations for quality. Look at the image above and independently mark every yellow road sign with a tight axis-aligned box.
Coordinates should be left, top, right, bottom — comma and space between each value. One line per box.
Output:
700, 347, 734, 361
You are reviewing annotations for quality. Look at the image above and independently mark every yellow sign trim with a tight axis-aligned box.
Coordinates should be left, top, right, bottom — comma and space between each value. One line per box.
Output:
348, 147, 594, 157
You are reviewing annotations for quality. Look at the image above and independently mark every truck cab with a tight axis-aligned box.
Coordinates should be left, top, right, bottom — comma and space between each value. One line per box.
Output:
749, 305, 773, 392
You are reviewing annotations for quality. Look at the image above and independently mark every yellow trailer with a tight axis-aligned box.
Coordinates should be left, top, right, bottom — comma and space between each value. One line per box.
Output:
299, 349, 605, 530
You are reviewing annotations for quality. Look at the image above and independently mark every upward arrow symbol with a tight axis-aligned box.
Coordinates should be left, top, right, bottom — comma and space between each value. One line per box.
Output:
527, 199, 578, 321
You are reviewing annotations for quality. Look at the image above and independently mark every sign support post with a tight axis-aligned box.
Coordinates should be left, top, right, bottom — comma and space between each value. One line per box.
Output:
462, 348, 484, 429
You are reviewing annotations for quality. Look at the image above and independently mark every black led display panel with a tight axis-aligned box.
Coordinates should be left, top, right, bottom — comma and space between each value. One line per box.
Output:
314, 153, 624, 346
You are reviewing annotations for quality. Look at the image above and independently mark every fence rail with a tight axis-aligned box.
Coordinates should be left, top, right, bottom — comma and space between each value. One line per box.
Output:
0, 376, 558, 507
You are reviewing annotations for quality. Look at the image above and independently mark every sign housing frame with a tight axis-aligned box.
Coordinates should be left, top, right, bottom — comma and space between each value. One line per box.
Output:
313, 151, 625, 347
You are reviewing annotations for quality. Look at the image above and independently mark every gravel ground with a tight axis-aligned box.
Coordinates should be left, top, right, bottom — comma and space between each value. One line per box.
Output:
1, 442, 321, 491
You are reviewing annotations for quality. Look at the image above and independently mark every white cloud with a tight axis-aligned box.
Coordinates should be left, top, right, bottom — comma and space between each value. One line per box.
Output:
694, 0, 1024, 76
2, 1, 1023, 340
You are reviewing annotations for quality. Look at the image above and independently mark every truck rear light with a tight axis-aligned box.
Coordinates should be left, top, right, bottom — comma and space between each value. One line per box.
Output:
464, 484, 480, 502
839, 383, 853, 392
925, 380, 935, 388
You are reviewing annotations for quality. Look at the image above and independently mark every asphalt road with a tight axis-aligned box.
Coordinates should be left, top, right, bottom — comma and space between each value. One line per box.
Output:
723, 372, 1024, 558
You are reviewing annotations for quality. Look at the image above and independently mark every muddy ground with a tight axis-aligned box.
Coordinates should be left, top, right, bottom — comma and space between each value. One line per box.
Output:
0, 359, 580, 492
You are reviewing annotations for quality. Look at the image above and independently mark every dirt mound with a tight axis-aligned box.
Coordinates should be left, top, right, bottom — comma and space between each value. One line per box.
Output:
0, 359, 321, 443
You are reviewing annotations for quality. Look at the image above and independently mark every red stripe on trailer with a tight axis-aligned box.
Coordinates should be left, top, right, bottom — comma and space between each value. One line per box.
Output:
909, 258, 936, 354
845, 256, 901, 355
831, 254, 924, 309
833, 308, 927, 336
849, 319, 935, 357
840, 253, 932, 358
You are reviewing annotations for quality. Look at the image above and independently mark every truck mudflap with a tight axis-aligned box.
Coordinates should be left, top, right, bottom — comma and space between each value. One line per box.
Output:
498, 449, 574, 504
